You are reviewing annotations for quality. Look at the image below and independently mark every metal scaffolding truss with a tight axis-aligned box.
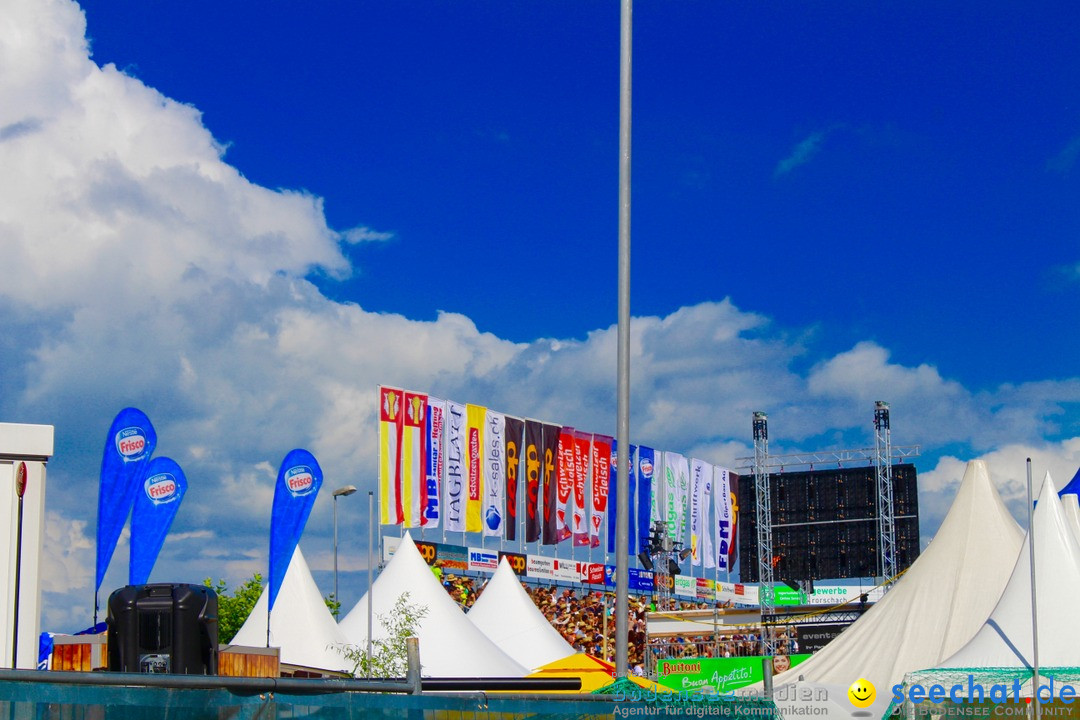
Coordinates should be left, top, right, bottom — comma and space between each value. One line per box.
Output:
874, 401, 897, 587
762, 607, 867, 627
752, 411, 776, 656
734, 445, 920, 470
743, 405, 921, 651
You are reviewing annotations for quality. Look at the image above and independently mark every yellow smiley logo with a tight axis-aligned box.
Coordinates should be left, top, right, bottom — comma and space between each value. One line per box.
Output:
848, 678, 876, 708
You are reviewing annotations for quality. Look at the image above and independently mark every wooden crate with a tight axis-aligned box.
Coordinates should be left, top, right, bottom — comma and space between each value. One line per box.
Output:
50, 633, 107, 672
218, 645, 280, 678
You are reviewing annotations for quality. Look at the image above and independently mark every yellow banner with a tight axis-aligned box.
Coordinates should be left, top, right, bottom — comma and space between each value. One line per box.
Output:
378, 386, 404, 525
465, 403, 487, 532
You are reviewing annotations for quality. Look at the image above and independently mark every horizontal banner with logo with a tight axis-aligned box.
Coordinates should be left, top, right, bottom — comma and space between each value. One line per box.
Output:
656, 654, 812, 694
379, 536, 873, 610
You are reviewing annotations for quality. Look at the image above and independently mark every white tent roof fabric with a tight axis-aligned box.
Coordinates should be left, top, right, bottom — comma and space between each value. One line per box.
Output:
936, 471, 1080, 669
768, 460, 1024, 701
230, 546, 351, 673
338, 532, 528, 678
1060, 493, 1080, 547
466, 556, 576, 670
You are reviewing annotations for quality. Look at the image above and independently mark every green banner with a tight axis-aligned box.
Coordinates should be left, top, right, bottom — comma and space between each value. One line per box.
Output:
656, 654, 811, 694
772, 587, 809, 605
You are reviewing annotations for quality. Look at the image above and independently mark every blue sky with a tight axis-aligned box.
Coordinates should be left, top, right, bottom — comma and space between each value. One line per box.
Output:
76, 1, 1080, 386
3, 0, 1080, 630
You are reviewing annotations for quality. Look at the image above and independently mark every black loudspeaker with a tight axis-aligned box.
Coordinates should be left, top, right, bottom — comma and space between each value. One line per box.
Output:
107, 583, 218, 675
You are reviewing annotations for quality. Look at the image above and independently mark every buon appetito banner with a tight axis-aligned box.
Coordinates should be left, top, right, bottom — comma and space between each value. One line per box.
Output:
656, 655, 812, 694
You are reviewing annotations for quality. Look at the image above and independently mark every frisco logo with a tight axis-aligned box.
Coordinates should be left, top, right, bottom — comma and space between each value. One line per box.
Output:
285, 466, 315, 496
115, 427, 148, 459
144, 473, 179, 504
639, 457, 654, 479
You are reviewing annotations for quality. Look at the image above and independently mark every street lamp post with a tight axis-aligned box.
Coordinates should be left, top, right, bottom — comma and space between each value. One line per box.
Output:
332, 485, 357, 611
11, 462, 27, 669
367, 490, 374, 678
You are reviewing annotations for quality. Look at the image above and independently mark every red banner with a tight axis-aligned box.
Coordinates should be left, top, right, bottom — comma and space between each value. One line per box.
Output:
572, 432, 591, 546
590, 435, 612, 547
555, 427, 575, 543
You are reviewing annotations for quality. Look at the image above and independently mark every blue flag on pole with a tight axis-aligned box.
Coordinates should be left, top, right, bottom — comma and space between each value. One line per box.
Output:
607, 441, 639, 555
96, 407, 157, 595
129, 456, 188, 586
1058, 467, 1080, 497
637, 446, 655, 556
268, 449, 323, 612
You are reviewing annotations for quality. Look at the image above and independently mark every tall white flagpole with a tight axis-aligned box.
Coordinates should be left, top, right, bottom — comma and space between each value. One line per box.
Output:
614, 0, 633, 679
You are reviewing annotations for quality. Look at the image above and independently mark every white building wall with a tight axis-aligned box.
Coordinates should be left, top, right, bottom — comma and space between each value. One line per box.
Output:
0, 422, 54, 669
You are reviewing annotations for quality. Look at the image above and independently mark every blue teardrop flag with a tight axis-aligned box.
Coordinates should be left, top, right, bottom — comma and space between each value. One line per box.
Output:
268, 449, 323, 612
129, 456, 188, 586
96, 408, 157, 595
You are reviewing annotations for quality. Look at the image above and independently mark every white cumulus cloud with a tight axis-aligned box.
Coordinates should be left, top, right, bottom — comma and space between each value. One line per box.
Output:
4, 0, 1080, 630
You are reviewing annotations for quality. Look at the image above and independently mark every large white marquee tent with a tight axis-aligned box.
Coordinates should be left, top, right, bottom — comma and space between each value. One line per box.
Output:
230, 546, 351, 674
467, 556, 576, 671
919, 472, 1080, 683
767, 460, 1025, 720
338, 532, 527, 678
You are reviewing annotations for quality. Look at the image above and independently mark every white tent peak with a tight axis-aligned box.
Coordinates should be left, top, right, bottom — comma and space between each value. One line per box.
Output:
229, 545, 350, 674
770, 459, 1023, 697
467, 556, 575, 670
338, 532, 527, 678
1061, 493, 1080, 546
938, 470, 1080, 669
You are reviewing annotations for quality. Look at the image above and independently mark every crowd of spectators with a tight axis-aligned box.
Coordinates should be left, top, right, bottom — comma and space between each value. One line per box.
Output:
648, 628, 798, 660
437, 572, 789, 671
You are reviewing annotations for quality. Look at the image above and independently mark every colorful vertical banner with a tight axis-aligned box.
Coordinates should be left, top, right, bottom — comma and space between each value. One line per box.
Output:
664, 452, 690, 542
483, 410, 506, 537
555, 427, 576, 543
378, 387, 404, 525
701, 465, 715, 570
504, 416, 524, 541
401, 392, 428, 528
465, 404, 487, 532
524, 420, 543, 542
651, 450, 663, 525
97, 407, 157, 595
714, 467, 738, 571
728, 472, 739, 568
422, 398, 445, 529
269, 449, 323, 611
589, 435, 611, 548
572, 432, 592, 546
637, 446, 655, 554
540, 422, 561, 545
129, 456, 186, 586
689, 458, 708, 567
627, 444, 640, 554
444, 401, 467, 532
607, 441, 638, 554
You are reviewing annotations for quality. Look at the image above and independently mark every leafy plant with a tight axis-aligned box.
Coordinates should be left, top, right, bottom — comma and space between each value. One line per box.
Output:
205, 573, 346, 644
204, 574, 264, 644
338, 592, 428, 677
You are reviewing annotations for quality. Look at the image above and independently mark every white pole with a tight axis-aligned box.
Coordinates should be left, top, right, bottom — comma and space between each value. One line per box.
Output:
1027, 459, 1041, 717
367, 490, 375, 678
333, 495, 340, 607
614, 0, 633, 679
